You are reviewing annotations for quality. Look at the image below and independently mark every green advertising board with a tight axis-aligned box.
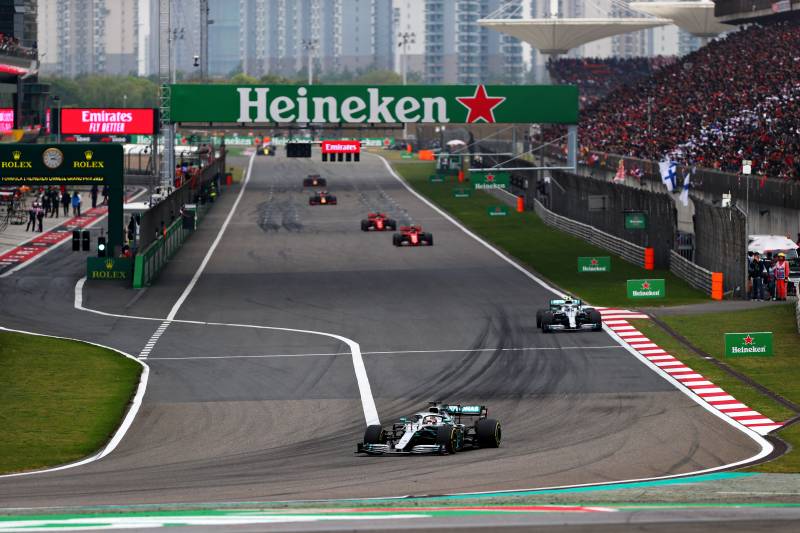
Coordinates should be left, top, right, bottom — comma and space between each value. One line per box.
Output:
487, 205, 509, 217
429, 174, 445, 183
624, 212, 647, 230
453, 188, 472, 198
169, 84, 579, 125
724, 332, 773, 357
0, 144, 124, 260
471, 171, 510, 191
86, 257, 133, 281
401, 153, 415, 159
627, 279, 665, 299
578, 256, 611, 273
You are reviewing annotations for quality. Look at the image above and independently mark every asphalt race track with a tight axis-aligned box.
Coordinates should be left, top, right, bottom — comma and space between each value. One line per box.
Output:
0, 151, 762, 510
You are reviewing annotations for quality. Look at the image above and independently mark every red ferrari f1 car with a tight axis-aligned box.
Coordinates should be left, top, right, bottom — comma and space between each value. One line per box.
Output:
309, 191, 337, 205
361, 213, 397, 231
393, 225, 433, 246
303, 175, 327, 187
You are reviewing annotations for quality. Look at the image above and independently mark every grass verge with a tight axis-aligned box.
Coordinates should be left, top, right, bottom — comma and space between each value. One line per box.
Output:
0, 331, 142, 474
391, 160, 706, 308
630, 304, 799, 473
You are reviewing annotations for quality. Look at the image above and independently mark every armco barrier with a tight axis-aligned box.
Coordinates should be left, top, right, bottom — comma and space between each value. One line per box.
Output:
534, 199, 648, 268
670, 250, 723, 298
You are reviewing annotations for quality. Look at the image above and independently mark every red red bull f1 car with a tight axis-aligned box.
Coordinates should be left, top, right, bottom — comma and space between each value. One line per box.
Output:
309, 191, 337, 205
357, 402, 501, 455
393, 225, 433, 246
303, 175, 327, 187
361, 213, 397, 231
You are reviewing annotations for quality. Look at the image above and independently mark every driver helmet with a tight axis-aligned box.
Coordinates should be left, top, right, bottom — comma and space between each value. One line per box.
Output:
423, 415, 438, 425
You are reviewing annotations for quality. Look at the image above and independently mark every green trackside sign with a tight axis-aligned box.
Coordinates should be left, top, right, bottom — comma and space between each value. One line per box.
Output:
453, 188, 471, 198
627, 279, 665, 299
724, 332, 773, 357
624, 212, 647, 230
429, 174, 445, 183
488, 205, 509, 217
578, 256, 611, 272
471, 171, 510, 191
87, 257, 133, 281
169, 84, 579, 125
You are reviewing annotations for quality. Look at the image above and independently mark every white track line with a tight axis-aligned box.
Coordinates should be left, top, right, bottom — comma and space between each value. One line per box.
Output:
0, 326, 148, 479
150, 345, 625, 361
375, 153, 774, 476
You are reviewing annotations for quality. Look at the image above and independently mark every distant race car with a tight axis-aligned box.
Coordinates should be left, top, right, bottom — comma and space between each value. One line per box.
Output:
536, 297, 602, 333
361, 212, 397, 231
257, 145, 276, 156
357, 402, 501, 455
393, 225, 433, 246
309, 191, 337, 205
303, 174, 327, 187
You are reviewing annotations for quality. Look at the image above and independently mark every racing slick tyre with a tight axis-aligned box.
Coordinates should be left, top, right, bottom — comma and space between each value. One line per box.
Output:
386, 219, 397, 231
363, 425, 386, 445
536, 309, 545, 328
540, 311, 554, 333
361, 220, 370, 231
303, 179, 312, 187
317, 178, 327, 187
588, 309, 603, 331
475, 419, 502, 448
422, 233, 433, 246
392, 234, 403, 246
436, 425, 461, 454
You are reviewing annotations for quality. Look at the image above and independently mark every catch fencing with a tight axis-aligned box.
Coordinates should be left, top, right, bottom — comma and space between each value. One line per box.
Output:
138, 156, 225, 250
534, 199, 649, 268
694, 203, 747, 296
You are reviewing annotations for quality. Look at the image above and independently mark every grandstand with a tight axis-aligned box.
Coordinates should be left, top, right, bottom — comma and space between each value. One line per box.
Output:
574, 17, 800, 180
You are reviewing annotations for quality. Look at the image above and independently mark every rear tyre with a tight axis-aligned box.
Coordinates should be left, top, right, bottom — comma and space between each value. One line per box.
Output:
424, 233, 434, 246
436, 425, 458, 454
475, 419, 501, 448
393, 233, 402, 246
303, 179, 311, 187
387, 219, 397, 231
363, 425, 386, 445
361, 220, 370, 231
318, 178, 327, 187
536, 309, 545, 328
541, 311, 554, 333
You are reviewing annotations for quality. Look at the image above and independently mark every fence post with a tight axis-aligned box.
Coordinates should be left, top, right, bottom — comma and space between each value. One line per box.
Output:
644, 248, 655, 270
711, 272, 724, 300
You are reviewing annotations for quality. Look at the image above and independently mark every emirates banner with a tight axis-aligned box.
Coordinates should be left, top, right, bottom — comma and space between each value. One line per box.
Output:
169, 84, 578, 125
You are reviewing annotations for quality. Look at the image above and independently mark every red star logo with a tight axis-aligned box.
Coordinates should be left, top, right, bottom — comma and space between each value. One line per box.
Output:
486, 174, 495, 182
591, 258, 598, 265
642, 281, 650, 289
743, 335, 754, 345
456, 85, 506, 124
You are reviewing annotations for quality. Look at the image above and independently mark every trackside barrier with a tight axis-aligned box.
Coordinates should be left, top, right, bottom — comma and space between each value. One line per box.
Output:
132, 217, 189, 289
669, 250, 723, 299
644, 248, 654, 271
795, 285, 800, 334
534, 199, 647, 268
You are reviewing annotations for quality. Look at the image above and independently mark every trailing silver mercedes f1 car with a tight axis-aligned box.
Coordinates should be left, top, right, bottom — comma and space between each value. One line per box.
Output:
357, 402, 501, 455
536, 297, 602, 333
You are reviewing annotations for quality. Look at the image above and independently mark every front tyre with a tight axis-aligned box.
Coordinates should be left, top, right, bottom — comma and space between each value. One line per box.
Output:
363, 425, 386, 445
475, 419, 501, 448
588, 310, 602, 331
436, 425, 459, 454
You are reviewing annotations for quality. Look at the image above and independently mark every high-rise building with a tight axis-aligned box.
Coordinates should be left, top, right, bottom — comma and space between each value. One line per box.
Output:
38, 0, 139, 77
208, 0, 240, 76
239, 0, 394, 79
0, 0, 37, 48
424, 0, 524, 85
393, 0, 426, 79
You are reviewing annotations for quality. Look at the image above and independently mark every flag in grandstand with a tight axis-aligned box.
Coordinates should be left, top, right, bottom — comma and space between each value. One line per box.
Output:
659, 160, 677, 192
629, 166, 644, 181
614, 159, 626, 182
680, 167, 693, 207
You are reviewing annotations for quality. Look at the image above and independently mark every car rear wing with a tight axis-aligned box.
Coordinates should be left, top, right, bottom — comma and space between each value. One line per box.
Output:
400, 225, 422, 232
439, 404, 488, 420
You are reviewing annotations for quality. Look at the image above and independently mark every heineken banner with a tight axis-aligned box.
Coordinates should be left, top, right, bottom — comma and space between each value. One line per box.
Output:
724, 332, 773, 357
453, 188, 471, 198
170, 84, 579, 125
487, 205, 509, 217
627, 279, 665, 299
471, 171, 510, 191
429, 174, 445, 183
624, 212, 647, 230
578, 256, 611, 273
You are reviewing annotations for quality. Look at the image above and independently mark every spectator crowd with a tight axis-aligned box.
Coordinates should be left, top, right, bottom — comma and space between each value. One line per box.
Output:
576, 20, 800, 181
0, 33, 36, 59
548, 56, 675, 108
